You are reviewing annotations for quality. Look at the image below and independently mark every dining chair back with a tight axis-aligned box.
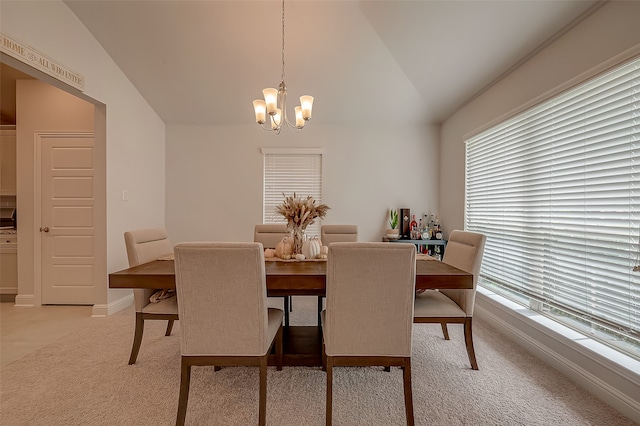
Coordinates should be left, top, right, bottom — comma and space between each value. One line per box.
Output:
317, 225, 358, 325
440, 230, 486, 315
320, 224, 358, 246
254, 223, 292, 326
124, 228, 178, 365
413, 229, 486, 370
254, 223, 289, 248
173, 242, 283, 426
322, 242, 416, 426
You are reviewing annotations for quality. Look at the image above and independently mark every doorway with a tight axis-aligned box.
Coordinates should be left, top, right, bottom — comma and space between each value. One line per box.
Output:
1, 58, 107, 312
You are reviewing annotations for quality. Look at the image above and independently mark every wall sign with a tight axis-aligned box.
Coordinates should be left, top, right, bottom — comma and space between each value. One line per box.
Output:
1, 32, 85, 91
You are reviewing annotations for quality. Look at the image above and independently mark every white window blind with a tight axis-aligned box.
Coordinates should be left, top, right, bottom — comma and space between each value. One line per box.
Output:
465, 56, 640, 358
262, 148, 323, 238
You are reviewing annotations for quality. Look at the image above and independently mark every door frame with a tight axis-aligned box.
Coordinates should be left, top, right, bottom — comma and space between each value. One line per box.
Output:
4, 53, 108, 314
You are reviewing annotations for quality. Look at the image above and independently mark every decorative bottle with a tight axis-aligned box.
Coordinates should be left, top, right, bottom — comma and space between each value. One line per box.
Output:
410, 215, 418, 240
434, 216, 443, 240
428, 214, 435, 239
421, 215, 430, 240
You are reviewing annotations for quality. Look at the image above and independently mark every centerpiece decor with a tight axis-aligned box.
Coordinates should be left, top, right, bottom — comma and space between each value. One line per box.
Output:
276, 193, 330, 254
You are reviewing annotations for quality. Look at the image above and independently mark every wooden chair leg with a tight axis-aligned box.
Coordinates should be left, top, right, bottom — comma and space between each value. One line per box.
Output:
128, 312, 144, 365
176, 358, 191, 426
317, 296, 323, 326
283, 297, 290, 327
464, 317, 479, 370
165, 319, 174, 336
402, 360, 415, 426
276, 324, 283, 371
259, 356, 268, 426
440, 322, 450, 340
321, 339, 327, 371
326, 358, 333, 426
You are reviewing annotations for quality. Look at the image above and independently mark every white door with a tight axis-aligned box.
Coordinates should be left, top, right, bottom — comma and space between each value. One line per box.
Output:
39, 133, 96, 304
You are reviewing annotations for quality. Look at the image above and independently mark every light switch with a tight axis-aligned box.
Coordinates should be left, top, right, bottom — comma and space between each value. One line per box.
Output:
122, 190, 129, 201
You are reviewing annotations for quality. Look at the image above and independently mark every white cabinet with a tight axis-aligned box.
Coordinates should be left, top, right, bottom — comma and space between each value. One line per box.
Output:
0, 127, 17, 195
0, 234, 17, 297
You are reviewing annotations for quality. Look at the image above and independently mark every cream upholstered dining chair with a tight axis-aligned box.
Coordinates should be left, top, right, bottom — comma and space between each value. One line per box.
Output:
320, 225, 358, 245
318, 225, 357, 324
174, 242, 284, 426
124, 228, 179, 365
254, 224, 292, 326
322, 242, 416, 426
254, 223, 289, 248
413, 229, 486, 370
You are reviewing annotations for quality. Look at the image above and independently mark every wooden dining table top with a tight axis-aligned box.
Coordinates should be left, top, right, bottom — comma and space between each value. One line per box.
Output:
108, 256, 473, 296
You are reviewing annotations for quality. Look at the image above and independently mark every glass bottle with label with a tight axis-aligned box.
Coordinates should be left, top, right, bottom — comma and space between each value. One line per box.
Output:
410, 215, 418, 239
434, 216, 443, 240
421, 215, 430, 240
428, 214, 435, 239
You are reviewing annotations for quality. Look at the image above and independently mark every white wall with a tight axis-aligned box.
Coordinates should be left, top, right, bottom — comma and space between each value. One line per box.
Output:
166, 123, 439, 244
1, 1, 166, 306
440, 1, 640, 230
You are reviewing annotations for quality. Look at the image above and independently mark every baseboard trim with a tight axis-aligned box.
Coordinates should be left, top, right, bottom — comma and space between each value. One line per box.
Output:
91, 293, 133, 317
475, 289, 640, 423
13, 294, 34, 306
0, 293, 16, 303
0, 286, 18, 294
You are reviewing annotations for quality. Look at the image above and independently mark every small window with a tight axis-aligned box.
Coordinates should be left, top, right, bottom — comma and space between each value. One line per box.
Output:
262, 148, 324, 238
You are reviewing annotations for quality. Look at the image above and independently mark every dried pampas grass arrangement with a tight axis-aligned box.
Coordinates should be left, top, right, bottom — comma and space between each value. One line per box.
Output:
276, 193, 330, 230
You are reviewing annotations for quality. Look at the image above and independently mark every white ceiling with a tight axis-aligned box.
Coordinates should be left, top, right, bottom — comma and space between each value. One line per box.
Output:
52, 1, 600, 126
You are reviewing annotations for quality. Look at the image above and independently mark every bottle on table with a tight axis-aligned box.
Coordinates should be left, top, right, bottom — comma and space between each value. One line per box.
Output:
434, 245, 442, 260
410, 215, 418, 239
421, 215, 430, 240
434, 215, 443, 240
428, 214, 435, 239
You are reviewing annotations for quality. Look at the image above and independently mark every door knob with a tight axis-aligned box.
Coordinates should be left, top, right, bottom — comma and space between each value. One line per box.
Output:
40, 227, 50, 233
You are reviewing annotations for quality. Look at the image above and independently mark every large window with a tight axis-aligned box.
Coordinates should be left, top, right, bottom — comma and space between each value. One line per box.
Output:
465, 56, 640, 358
262, 148, 324, 238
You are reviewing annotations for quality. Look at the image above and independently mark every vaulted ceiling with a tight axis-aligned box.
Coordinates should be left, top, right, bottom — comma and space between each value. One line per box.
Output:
5, 1, 602, 127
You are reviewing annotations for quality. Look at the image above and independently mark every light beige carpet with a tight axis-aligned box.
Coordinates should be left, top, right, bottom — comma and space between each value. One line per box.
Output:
0, 296, 635, 425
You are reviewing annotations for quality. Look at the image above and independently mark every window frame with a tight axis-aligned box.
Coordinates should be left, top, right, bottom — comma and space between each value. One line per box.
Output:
464, 56, 640, 359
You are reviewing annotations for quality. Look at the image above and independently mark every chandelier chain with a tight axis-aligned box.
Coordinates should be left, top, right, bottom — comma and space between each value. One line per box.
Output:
281, 0, 286, 83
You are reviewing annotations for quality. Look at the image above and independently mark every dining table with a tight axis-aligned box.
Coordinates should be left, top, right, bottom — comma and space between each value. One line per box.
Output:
109, 255, 472, 366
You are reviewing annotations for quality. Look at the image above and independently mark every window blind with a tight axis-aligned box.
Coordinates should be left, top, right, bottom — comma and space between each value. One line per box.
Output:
263, 149, 323, 238
465, 56, 640, 357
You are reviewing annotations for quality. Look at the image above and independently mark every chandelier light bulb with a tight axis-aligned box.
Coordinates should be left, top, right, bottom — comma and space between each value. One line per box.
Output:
253, 100, 267, 124
263, 88, 279, 115
295, 106, 305, 128
300, 95, 314, 121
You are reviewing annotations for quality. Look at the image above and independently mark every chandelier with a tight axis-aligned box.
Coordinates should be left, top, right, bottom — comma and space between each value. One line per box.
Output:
252, 0, 314, 134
